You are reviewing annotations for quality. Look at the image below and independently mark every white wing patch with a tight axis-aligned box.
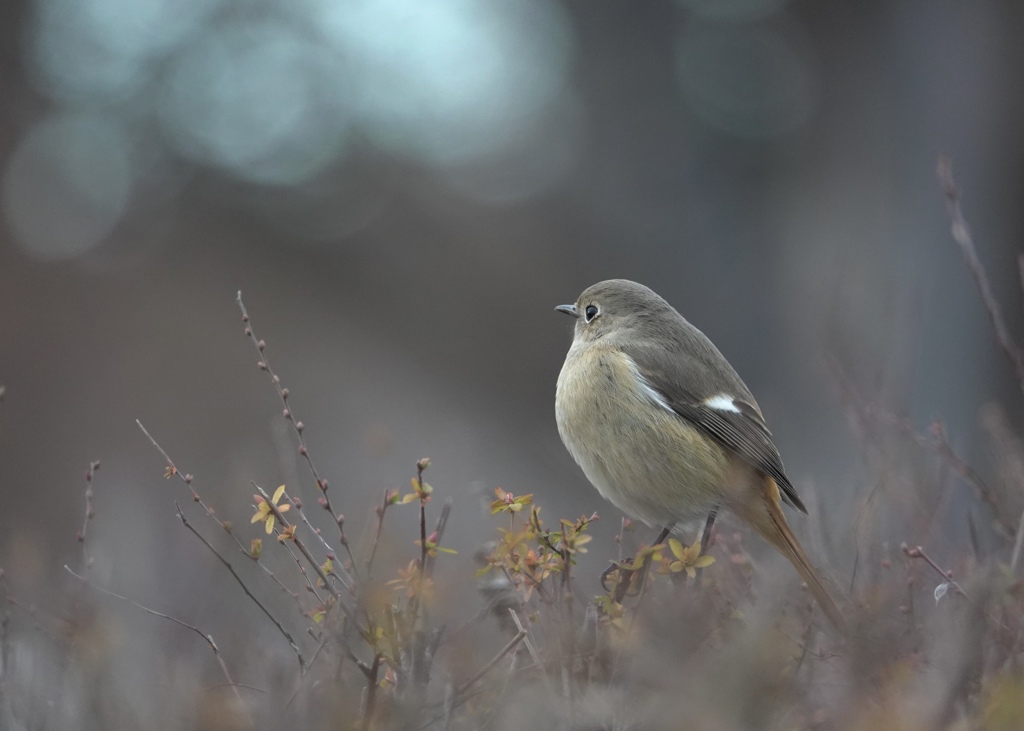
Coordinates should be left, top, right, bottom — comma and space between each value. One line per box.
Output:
623, 354, 674, 414
703, 394, 741, 413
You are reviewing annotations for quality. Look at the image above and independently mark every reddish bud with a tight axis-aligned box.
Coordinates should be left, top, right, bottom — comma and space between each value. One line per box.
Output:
86, 508, 95, 519
428, 531, 439, 544
85, 471, 92, 482
258, 361, 267, 370
242, 314, 249, 323
326, 552, 336, 560
339, 533, 348, 546
299, 445, 307, 456
281, 388, 289, 399
85, 488, 93, 499
293, 497, 302, 509
283, 409, 292, 420
92, 461, 101, 471
76, 531, 84, 542
336, 513, 344, 527
257, 339, 266, 351
320, 479, 328, 491
192, 492, 200, 502
244, 327, 252, 335
272, 374, 280, 384
881, 559, 891, 569
184, 474, 193, 485
296, 421, 304, 433
319, 497, 328, 508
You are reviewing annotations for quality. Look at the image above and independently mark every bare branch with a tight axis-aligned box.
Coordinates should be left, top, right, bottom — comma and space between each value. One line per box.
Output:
137, 420, 307, 611
236, 292, 359, 580
252, 484, 356, 621
64, 565, 253, 728
900, 543, 969, 600
77, 461, 100, 576
938, 157, 1024, 397
175, 502, 307, 671
1011, 507, 1024, 574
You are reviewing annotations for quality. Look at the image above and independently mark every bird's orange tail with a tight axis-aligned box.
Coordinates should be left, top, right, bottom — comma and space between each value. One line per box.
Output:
742, 478, 847, 633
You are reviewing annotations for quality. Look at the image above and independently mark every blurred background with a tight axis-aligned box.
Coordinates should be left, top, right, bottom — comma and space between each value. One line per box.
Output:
1, 0, 1023, 725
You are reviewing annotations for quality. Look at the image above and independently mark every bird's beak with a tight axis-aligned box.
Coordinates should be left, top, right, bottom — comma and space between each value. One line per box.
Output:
555, 304, 578, 318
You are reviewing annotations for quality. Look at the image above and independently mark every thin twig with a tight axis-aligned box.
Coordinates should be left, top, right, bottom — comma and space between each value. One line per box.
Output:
831, 390, 1014, 535
77, 461, 100, 575
1010, 507, 1024, 574
278, 538, 326, 607
417, 460, 429, 576
284, 635, 331, 708
253, 485, 354, 620
443, 681, 456, 731
938, 157, 1024, 397
175, 502, 307, 671
137, 420, 307, 610
508, 609, 542, 668
416, 628, 529, 730
64, 565, 254, 728
423, 499, 453, 582
456, 629, 527, 697
236, 292, 359, 579
365, 489, 393, 581
253, 487, 339, 600
900, 543, 969, 600
406, 460, 434, 693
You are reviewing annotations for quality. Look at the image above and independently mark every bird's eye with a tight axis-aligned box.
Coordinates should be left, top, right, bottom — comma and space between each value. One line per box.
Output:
584, 305, 598, 322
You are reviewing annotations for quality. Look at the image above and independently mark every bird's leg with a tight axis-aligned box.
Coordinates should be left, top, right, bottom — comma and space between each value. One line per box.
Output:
602, 522, 676, 597
653, 525, 672, 547
691, 505, 720, 589
700, 504, 719, 554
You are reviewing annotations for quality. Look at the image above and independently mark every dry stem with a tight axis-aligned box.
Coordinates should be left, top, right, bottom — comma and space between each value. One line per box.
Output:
236, 291, 359, 580
938, 157, 1024, 397
175, 501, 307, 671
64, 565, 253, 728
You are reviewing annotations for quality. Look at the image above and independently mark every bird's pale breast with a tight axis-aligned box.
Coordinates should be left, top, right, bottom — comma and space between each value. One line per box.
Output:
555, 341, 734, 526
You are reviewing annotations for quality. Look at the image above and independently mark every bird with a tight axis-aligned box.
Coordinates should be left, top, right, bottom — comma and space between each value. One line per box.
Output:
554, 279, 844, 630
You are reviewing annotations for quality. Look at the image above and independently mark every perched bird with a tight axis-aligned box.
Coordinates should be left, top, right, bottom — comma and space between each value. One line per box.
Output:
555, 279, 844, 630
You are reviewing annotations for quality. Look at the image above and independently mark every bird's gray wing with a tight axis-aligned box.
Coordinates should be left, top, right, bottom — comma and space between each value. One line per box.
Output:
624, 341, 806, 514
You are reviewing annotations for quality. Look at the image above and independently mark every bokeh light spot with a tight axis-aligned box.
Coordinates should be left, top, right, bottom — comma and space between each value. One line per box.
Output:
2, 113, 133, 260
28, 0, 222, 103
306, 0, 575, 165
158, 21, 351, 186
